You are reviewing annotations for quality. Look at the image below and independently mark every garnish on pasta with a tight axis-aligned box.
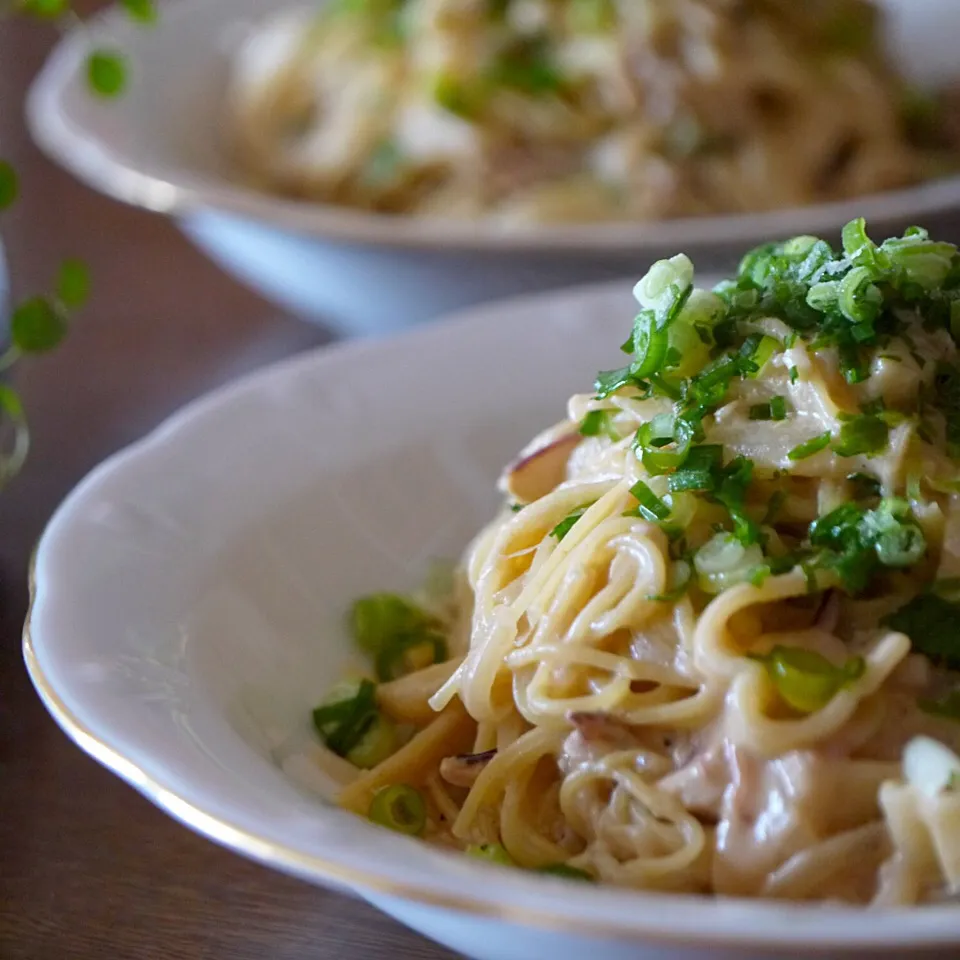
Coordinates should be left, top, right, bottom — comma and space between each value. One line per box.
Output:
315, 220, 960, 903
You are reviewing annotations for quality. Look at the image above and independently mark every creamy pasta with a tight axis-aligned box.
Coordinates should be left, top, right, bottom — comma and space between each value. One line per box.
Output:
227, 0, 953, 224
314, 219, 960, 903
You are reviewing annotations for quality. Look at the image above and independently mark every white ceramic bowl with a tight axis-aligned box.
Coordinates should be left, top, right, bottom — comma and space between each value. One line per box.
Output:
26, 0, 960, 335
25, 280, 960, 959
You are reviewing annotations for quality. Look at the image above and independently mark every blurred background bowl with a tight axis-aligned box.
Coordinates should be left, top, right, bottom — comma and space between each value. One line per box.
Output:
26, 0, 960, 336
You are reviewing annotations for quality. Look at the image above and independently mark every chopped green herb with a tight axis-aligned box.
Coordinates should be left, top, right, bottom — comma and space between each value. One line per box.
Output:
351, 593, 432, 655
749, 646, 865, 713
712, 456, 759, 544
594, 366, 637, 399
346, 713, 397, 768
312, 679, 379, 758
349, 593, 447, 681
789, 365, 799, 384
810, 499, 926, 592
788, 432, 831, 461
647, 558, 693, 602
884, 594, 960, 670
467, 843, 515, 865
769, 396, 787, 420
628, 480, 670, 522
552, 503, 596, 541
368, 784, 426, 836
749, 402, 773, 421
634, 413, 693, 474
832, 415, 889, 458
579, 409, 619, 440
433, 74, 484, 119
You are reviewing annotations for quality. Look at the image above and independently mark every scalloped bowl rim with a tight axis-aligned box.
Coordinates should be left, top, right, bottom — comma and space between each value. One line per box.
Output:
24, 0, 960, 255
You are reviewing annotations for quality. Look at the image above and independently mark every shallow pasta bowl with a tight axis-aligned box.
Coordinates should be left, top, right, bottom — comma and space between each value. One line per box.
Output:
23, 281, 960, 959
25, 0, 960, 334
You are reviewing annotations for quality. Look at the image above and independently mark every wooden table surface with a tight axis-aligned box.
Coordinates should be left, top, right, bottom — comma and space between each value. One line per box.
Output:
0, 15, 455, 960
9, 11, 960, 960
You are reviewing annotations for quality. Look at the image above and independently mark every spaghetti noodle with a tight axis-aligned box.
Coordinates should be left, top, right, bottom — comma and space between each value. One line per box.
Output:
316, 219, 960, 903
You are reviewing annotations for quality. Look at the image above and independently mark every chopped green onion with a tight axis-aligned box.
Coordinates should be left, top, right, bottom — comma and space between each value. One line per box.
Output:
711, 456, 759, 545
811, 499, 926, 593
346, 713, 397, 768
884, 594, 960, 670
842, 217, 883, 269
628, 480, 670, 522
579, 409, 619, 440
749, 403, 772, 421
350, 593, 435, 656
668, 468, 713, 493
838, 266, 882, 326
694, 532, 765, 593
629, 313, 670, 379
368, 784, 427, 836
551, 506, 591, 541
433, 74, 483, 119
744, 335, 779, 377
832, 415, 889, 458
313, 679, 379, 758
538, 864, 594, 881
788, 432, 831, 461
789, 365, 799, 384
769, 396, 787, 421
647, 558, 692, 602
467, 843, 515, 865
634, 413, 693, 474
375, 632, 448, 682
749, 646, 865, 713
594, 366, 636, 399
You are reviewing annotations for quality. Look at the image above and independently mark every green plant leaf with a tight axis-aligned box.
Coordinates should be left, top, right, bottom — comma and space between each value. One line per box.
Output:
87, 50, 128, 98
11, 297, 68, 353
0, 384, 30, 487
120, 0, 157, 23
18, 0, 69, 19
56, 259, 90, 309
0, 160, 18, 211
